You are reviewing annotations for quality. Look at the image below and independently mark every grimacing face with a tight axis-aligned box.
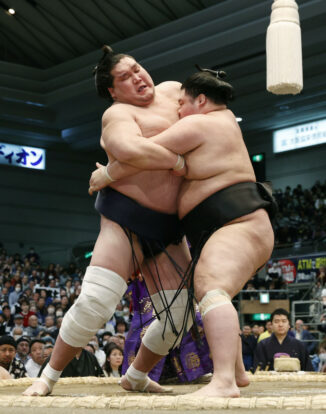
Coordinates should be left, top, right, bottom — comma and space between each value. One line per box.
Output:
108, 57, 155, 106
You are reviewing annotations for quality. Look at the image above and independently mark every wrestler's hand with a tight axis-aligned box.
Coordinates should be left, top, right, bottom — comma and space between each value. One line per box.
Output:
88, 162, 111, 195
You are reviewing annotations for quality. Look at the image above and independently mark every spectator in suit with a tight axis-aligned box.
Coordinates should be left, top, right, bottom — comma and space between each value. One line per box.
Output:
253, 308, 313, 372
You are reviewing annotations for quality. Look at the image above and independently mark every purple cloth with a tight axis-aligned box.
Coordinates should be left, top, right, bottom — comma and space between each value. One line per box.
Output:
171, 312, 213, 381
122, 280, 166, 381
123, 280, 212, 382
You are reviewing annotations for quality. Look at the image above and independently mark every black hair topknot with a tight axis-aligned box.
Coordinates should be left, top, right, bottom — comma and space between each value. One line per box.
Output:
195, 64, 227, 80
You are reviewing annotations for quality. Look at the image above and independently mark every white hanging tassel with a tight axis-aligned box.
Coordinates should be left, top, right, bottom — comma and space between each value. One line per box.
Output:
266, 0, 303, 95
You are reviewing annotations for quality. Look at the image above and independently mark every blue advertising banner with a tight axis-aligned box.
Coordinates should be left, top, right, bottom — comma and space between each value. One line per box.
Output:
268, 253, 326, 283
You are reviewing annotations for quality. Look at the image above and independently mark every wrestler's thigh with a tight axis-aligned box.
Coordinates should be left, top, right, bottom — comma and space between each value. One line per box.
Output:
143, 237, 191, 295
194, 210, 274, 300
90, 215, 144, 281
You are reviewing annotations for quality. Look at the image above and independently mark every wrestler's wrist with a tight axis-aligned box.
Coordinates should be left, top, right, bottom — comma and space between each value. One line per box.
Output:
103, 164, 115, 183
173, 154, 185, 171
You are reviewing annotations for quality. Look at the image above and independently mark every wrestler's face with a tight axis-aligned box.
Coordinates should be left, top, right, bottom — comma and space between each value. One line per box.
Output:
108, 57, 155, 106
178, 90, 198, 118
272, 314, 290, 336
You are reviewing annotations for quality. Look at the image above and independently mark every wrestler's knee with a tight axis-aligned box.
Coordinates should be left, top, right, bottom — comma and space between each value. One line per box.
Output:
60, 266, 127, 347
142, 289, 193, 355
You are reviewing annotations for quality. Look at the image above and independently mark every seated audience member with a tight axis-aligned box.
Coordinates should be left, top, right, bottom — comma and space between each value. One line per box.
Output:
16, 336, 31, 365
253, 308, 313, 372
311, 340, 326, 372
12, 326, 24, 341
36, 297, 47, 324
258, 321, 273, 343
89, 335, 106, 367
115, 318, 128, 337
19, 299, 35, 327
101, 331, 113, 347
43, 344, 54, 359
2, 305, 14, 329
11, 314, 26, 335
25, 339, 45, 377
293, 319, 316, 354
39, 348, 104, 378
103, 344, 123, 378
25, 315, 43, 338
111, 334, 126, 350
43, 316, 56, 336
9, 283, 22, 308
241, 325, 257, 371
50, 316, 63, 340
251, 324, 261, 340
0, 335, 27, 378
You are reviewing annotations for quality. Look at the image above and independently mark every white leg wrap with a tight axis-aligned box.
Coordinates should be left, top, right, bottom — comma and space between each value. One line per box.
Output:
60, 266, 127, 347
198, 289, 231, 318
142, 289, 193, 356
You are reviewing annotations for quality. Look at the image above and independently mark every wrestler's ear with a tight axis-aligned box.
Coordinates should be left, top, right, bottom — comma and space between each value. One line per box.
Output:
197, 93, 207, 107
108, 87, 116, 100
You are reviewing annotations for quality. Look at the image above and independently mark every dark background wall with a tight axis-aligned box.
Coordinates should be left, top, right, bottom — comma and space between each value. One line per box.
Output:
245, 131, 326, 190
1, 147, 102, 264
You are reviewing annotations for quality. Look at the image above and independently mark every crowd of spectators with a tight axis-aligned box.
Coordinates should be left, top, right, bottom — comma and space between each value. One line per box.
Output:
0, 244, 129, 379
273, 180, 326, 246
1, 178, 326, 380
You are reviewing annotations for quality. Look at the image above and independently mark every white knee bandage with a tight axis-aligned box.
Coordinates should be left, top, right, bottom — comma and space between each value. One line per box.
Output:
198, 289, 231, 318
60, 266, 127, 347
142, 289, 193, 356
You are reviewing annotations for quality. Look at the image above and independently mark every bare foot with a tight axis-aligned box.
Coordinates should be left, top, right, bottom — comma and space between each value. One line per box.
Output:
189, 380, 240, 398
236, 370, 250, 387
22, 379, 50, 396
120, 375, 172, 393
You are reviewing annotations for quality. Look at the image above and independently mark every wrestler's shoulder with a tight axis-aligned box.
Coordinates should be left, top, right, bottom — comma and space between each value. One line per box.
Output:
156, 81, 182, 95
102, 102, 135, 123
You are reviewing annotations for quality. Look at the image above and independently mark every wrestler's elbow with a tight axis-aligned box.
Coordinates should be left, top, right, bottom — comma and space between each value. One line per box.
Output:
112, 145, 143, 165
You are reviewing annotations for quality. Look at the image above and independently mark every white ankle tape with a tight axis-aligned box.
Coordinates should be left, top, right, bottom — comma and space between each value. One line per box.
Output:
42, 363, 62, 382
126, 364, 149, 391
199, 289, 231, 318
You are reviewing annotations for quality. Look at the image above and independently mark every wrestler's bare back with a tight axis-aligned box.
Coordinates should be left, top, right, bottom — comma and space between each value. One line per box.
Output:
101, 82, 182, 214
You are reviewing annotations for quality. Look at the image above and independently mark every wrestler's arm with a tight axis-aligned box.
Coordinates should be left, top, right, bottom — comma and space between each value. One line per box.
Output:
149, 116, 204, 154
89, 116, 202, 193
89, 106, 185, 193
110, 116, 202, 175
103, 105, 179, 169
